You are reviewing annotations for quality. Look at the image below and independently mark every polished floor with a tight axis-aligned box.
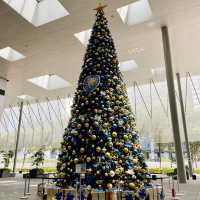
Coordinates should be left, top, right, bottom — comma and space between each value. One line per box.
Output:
0, 176, 200, 200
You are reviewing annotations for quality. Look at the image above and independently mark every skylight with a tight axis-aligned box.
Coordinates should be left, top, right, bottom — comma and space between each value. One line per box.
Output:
27, 74, 71, 90
3, 0, 69, 27
17, 95, 35, 100
119, 60, 138, 72
117, 0, 153, 26
74, 29, 92, 47
0, 47, 25, 62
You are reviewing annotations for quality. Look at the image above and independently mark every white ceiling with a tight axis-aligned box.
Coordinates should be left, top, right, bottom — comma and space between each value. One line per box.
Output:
1, 0, 200, 106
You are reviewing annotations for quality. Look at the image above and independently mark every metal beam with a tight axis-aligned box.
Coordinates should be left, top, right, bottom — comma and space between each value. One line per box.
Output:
13, 101, 23, 173
161, 26, 186, 183
176, 72, 193, 177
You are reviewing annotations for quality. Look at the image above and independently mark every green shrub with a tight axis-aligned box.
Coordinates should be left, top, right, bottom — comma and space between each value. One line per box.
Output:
194, 168, 200, 174
0, 168, 11, 173
148, 167, 175, 174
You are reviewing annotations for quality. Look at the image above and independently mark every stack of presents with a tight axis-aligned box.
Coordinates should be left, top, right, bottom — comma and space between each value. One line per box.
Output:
40, 184, 164, 200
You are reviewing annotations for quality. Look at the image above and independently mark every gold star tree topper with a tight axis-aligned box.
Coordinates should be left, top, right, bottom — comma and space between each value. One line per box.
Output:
94, 3, 107, 11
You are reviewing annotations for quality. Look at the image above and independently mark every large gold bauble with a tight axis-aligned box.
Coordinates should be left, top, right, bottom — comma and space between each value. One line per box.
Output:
128, 182, 136, 190
80, 147, 85, 153
91, 134, 97, 140
123, 134, 129, 140
105, 152, 110, 157
74, 158, 79, 164
109, 170, 115, 177
107, 183, 113, 189
112, 132, 117, 138
123, 148, 129, 154
96, 146, 101, 152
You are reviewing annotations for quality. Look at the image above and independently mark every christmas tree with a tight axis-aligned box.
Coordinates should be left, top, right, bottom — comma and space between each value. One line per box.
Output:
57, 5, 148, 192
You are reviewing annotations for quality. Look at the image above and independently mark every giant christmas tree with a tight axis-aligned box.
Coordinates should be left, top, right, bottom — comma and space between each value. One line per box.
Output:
57, 5, 148, 192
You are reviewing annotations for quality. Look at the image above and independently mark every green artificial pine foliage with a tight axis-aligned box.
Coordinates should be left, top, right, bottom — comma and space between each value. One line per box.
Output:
57, 7, 148, 192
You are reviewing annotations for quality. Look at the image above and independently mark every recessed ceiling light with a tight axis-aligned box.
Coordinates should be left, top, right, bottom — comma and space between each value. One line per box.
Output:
128, 47, 145, 55
0, 47, 25, 62
151, 67, 165, 76
3, 0, 69, 27
27, 74, 71, 90
74, 29, 92, 47
119, 60, 138, 72
17, 95, 35, 100
117, 0, 153, 26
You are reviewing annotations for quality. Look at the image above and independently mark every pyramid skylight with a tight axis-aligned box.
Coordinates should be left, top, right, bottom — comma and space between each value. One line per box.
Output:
74, 29, 92, 47
3, 0, 69, 27
27, 74, 71, 90
119, 60, 138, 72
117, 0, 152, 26
0, 47, 25, 62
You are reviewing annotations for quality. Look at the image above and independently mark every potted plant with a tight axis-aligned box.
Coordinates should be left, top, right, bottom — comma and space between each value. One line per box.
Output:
29, 148, 45, 178
0, 150, 14, 178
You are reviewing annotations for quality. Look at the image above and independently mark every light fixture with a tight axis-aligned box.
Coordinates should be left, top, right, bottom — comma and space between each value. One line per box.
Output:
27, 74, 71, 90
151, 67, 165, 76
117, 0, 153, 26
74, 29, 92, 47
3, 0, 69, 27
119, 60, 138, 72
17, 95, 35, 100
0, 47, 25, 62
128, 47, 145, 55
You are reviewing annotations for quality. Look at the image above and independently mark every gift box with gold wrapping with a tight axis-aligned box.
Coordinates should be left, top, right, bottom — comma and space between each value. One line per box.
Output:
46, 186, 76, 200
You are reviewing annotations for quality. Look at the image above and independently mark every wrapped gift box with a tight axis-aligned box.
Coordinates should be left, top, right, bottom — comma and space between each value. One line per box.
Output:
92, 190, 105, 200
46, 186, 76, 200
145, 185, 162, 200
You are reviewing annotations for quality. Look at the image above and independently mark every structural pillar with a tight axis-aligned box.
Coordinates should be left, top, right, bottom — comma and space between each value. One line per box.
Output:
13, 101, 23, 173
0, 76, 8, 118
176, 72, 193, 177
161, 26, 187, 183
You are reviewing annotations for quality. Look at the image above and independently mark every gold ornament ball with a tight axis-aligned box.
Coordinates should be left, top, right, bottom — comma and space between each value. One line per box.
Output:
108, 142, 113, 147
115, 168, 121, 175
109, 170, 115, 177
112, 132, 117, 138
80, 147, 85, 153
107, 183, 113, 189
96, 146, 101, 152
133, 158, 138, 164
92, 156, 96, 160
91, 134, 97, 140
123, 134, 129, 140
84, 123, 89, 128
87, 168, 92, 174
123, 148, 129, 154
68, 145, 72, 150
105, 152, 110, 157
128, 182, 136, 190
74, 158, 79, 164
105, 173, 108, 177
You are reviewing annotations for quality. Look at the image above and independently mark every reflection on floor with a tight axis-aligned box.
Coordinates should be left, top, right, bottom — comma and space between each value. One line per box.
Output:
0, 176, 200, 200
